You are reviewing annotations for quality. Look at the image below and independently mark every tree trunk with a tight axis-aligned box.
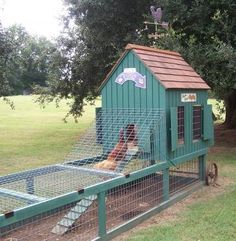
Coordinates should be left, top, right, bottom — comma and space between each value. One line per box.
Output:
224, 90, 236, 129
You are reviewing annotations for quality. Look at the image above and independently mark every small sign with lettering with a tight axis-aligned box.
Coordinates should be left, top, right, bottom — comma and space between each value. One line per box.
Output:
181, 93, 197, 102
115, 68, 146, 89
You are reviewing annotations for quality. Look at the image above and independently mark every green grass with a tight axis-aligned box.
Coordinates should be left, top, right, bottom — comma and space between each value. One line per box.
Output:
127, 187, 236, 241
0, 95, 101, 175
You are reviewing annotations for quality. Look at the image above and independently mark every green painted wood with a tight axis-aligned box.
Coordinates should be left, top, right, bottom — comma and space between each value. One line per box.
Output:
170, 107, 178, 151
0, 188, 46, 203
94, 182, 204, 241
172, 148, 208, 166
203, 104, 214, 141
98, 191, 107, 238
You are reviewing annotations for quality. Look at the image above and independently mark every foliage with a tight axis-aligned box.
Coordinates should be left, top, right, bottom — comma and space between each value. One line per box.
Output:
0, 23, 13, 97
154, 0, 236, 127
37, 0, 154, 119
0, 23, 58, 97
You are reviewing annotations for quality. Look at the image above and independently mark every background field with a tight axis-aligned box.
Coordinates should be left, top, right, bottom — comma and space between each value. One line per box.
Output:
0, 95, 101, 175
0, 96, 235, 241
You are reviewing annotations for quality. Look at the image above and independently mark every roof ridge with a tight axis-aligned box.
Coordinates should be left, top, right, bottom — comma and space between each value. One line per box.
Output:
125, 44, 181, 57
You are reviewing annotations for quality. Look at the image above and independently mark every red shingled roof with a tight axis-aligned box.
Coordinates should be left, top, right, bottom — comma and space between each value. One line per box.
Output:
99, 44, 210, 91
126, 44, 210, 90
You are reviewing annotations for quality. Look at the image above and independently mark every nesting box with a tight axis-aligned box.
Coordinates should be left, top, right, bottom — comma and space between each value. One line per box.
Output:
98, 44, 214, 164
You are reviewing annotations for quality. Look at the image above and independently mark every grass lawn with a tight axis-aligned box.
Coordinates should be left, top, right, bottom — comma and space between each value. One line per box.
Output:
0, 95, 101, 175
0, 96, 236, 240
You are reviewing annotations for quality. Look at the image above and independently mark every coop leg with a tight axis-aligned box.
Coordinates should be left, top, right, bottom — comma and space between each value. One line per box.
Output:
98, 191, 107, 238
163, 168, 169, 201
198, 155, 206, 181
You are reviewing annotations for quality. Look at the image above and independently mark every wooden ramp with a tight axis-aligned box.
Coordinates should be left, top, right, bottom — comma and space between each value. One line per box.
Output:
51, 195, 97, 235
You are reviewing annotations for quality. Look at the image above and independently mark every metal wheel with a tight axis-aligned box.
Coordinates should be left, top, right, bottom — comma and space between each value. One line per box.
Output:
205, 162, 218, 186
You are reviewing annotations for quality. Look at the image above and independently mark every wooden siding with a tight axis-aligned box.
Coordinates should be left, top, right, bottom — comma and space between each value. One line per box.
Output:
101, 51, 166, 110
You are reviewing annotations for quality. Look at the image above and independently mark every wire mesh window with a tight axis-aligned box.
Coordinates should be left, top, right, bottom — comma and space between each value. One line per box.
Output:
193, 106, 202, 141
177, 106, 184, 144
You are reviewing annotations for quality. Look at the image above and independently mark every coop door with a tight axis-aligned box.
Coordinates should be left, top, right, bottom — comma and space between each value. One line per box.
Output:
203, 104, 214, 143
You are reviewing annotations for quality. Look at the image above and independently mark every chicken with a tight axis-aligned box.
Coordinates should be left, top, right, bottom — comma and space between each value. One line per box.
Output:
94, 128, 128, 171
107, 128, 127, 161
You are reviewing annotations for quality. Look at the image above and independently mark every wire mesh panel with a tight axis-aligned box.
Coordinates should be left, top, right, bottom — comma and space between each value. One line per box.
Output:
0, 108, 165, 215
65, 108, 166, 173
169, 159, 200, 196
106, 173, 163, 231
0, 165, 108, 213
2, 200, 98, 241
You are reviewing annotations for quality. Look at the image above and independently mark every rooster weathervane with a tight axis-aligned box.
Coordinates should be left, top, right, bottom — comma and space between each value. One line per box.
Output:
144, 6, 169, 39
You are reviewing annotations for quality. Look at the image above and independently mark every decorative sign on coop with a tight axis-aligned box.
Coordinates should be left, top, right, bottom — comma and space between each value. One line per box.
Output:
181, 93, 197, 102
115, 68, 146, 89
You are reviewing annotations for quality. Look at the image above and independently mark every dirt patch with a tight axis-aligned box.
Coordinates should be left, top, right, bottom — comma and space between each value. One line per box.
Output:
213, 124, 236, 148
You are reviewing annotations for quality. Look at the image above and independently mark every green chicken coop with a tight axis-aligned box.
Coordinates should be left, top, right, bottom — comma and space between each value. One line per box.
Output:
0, 44, 214, 241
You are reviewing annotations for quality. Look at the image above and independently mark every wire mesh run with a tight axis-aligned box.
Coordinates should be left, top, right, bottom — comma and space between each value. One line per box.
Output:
2, 159, 202, 241
0, 108, 165, 220
169, 159, 200, 196
0, 165, 109, 214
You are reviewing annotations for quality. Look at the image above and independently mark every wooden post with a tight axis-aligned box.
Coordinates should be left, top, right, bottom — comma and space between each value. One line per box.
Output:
198, 155, 206, 181
98, 191, 106, 238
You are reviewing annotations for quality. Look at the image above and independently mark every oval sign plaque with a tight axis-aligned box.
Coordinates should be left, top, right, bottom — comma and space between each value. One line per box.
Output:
115, 68, 146, 89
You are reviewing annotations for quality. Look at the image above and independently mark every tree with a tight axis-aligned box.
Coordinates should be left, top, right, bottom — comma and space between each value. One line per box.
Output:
42, 0, 235, 128
0, 23, 58, 96
4, 25, 57, 95
155, 0, 236, 128
38, 0, 154, 119
0, 22, 13, 97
